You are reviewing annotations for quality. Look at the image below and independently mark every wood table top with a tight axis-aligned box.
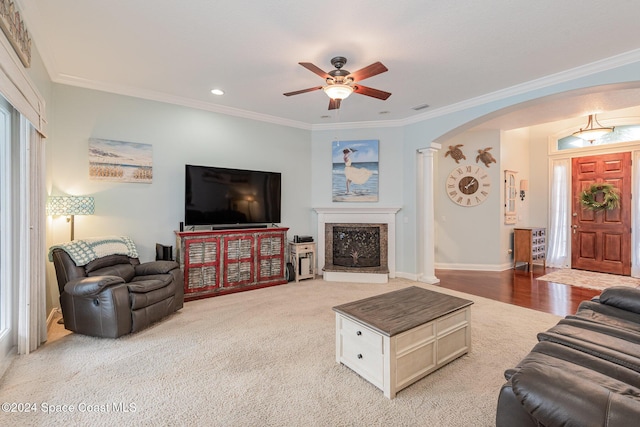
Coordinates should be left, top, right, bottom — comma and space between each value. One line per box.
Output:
332, 286, 473, 337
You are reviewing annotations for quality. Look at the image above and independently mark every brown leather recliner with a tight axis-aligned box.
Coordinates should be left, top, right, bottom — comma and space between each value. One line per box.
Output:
51, 248, 184, 338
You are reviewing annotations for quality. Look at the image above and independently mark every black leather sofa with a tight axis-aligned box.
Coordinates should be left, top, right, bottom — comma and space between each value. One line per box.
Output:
496, 286, 640, 426
51, 248, 184, 338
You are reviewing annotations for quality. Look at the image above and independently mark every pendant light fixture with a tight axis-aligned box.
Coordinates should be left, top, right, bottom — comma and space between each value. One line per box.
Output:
572, 114, 614, 141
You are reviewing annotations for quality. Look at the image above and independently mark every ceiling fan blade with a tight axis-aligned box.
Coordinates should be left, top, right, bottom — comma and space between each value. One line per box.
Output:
347, 62, 388, 82
299, 62, 330, 79
283, 86, 323, 96
328, 98, 341, 110
353, 85, 392, 100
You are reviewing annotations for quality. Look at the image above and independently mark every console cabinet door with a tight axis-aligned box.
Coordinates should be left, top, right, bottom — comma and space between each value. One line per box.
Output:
224, 234, 255, 287
184, 237, 220, 294
257, 233, 285, 281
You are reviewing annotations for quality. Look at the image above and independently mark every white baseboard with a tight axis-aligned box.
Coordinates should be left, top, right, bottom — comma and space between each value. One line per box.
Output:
434, 262, 513, 272
46, 308, 60, 330
394, 271, 441, 284
323, 271, 389, 283
395, 271, 420, 281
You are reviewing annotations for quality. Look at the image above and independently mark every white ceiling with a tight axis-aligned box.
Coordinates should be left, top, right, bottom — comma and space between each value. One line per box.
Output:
19, 0, 640, 129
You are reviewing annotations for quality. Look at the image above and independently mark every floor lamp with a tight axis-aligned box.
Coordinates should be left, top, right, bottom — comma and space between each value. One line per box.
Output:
47, 195, 95, 325
46, 196, 95, 241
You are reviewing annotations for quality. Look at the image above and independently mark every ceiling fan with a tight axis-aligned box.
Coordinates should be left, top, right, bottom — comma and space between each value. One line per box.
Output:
283, 56, 391, 110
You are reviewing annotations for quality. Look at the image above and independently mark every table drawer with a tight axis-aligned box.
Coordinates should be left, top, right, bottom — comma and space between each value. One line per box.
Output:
338, 316, 383, 386
339, 316, 382, 351
341, 336, 383, 384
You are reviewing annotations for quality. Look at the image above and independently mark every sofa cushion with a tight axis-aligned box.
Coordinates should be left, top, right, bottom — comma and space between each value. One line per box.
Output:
539, 323, 640, 373
84, 254, 132, 273
599, 286, 640, 315
130, 274, 173, 286
530, 341, 640, 387
135, 260, 178, 276
88, 263, 136, 282
128, 280, 176, 309
558, 318, 640, 344
570, 301, 640, 334
127, 278, 169, 294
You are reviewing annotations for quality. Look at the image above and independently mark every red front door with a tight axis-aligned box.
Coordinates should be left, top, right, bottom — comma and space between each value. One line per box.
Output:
571, 152, 631, 275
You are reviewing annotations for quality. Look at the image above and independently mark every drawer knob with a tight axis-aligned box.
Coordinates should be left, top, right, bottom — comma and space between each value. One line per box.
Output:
357, 354, 363, 359
356, 331, 362, 336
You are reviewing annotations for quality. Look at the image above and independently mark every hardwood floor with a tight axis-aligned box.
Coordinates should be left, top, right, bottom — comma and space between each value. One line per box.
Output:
435, 266, 601, 317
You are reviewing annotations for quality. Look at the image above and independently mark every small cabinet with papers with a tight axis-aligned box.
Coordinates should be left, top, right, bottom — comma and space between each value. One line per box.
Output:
513, 227, 546, 272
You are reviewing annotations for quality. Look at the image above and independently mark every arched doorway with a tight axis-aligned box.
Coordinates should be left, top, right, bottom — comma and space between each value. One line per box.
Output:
423, 83, 640, 276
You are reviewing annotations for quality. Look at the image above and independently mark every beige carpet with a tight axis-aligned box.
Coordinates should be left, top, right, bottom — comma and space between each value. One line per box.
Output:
0, 278, 561, 426
538, 269, 640, 291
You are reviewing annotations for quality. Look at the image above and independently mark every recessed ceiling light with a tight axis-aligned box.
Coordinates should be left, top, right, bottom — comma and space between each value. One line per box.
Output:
412, 103, 430, 111
211, 89, 224, 96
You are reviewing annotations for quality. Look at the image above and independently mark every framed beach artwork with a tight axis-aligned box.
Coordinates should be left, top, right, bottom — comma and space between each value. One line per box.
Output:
89, 138, 153, 183
332, 139, 379, 202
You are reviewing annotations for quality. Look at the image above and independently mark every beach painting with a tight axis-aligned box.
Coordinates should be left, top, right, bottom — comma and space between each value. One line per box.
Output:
89, 138, 153, 183
332, 139, 379, 202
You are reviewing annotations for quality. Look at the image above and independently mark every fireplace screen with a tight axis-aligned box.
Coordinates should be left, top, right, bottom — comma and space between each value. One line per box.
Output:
332, 226, 381, 268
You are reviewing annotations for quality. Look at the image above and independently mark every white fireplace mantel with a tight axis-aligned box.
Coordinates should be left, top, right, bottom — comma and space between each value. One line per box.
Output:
314, 207, 401, 282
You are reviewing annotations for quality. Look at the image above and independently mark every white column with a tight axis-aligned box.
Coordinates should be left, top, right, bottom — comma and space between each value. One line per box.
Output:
418, 143, 441, 284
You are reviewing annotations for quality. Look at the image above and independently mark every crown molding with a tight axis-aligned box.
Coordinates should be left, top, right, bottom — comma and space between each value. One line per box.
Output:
400, 48, 640, 127
53, 73, 312, 130
311, 118, 405, 131
47, 48, 640, 132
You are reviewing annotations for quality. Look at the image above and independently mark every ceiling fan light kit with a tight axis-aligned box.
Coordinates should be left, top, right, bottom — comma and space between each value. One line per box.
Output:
323, 84, 354, 100
284, 56, 391, 110
572, 114, 614, 141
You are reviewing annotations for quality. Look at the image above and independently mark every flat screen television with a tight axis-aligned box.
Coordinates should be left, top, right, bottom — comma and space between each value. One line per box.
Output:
185, 164, 281, 227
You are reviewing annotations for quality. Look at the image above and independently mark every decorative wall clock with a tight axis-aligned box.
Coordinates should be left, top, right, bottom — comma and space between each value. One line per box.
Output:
446, 164, 491, 207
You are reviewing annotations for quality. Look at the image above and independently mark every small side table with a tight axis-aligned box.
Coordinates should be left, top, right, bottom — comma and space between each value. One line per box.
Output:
513, 227, 546, 272
289, 242, 316, 282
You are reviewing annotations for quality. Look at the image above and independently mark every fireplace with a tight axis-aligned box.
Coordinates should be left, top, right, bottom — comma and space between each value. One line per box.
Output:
314, 207, 400, 283
325, 223, 388, 272
332, 224, 383, 268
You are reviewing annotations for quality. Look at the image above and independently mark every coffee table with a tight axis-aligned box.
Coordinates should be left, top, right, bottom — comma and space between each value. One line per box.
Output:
332, 286, 473, 399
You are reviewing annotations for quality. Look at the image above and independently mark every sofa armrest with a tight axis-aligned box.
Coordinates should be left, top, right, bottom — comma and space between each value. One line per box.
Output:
64, 276, 126, 297
135, 260, 179, 276
512, 362, 640, 427
496, 381, 538, 427
599, 286, 640, 315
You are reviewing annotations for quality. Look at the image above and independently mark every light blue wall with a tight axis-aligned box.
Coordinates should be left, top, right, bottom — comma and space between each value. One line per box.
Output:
310, 125, 407, 267
434, 130, 502, 269
307, 61, 640, 276
43, 58, 640, 306
48, 85, 312, 262
500, 128, 531, 267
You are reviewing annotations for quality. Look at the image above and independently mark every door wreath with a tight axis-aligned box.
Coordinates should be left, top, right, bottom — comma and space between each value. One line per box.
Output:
580, 183, 620, 211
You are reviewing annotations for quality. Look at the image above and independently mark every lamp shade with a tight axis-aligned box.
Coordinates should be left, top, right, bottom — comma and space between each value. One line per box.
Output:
46, 196, 95, 216
572, 114, 614, 141
323, 84, 354, 100
520, 180, 529, 191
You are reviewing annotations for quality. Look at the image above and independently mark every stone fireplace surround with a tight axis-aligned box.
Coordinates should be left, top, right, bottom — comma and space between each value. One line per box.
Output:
314, 207, 400, 283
